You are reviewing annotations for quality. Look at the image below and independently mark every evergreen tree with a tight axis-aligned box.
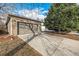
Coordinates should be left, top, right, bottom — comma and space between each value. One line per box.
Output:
44, 3, 79, 32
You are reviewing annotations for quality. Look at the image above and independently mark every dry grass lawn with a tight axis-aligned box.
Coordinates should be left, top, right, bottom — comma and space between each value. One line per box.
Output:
0, 35, 41, 56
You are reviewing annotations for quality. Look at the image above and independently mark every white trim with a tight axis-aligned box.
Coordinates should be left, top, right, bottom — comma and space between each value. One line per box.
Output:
10, 18, 12, 35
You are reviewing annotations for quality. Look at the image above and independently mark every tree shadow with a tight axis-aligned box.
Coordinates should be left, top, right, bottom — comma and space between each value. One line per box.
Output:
5, 34, 38, 56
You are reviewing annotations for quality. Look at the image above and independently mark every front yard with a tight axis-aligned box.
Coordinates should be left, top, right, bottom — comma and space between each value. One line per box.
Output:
0, 35, 41, 56
0, 32, 79, 56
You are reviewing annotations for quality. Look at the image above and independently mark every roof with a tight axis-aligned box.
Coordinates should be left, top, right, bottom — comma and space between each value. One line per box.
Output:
6, 14, 41, 25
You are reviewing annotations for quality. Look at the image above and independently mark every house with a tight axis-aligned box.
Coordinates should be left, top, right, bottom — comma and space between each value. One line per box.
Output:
6, 14, 41, 35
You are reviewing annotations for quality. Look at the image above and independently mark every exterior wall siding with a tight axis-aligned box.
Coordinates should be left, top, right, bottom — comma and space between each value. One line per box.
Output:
7, 15, 41, 35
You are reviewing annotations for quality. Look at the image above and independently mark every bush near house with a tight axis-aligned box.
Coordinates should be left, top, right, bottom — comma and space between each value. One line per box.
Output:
0, 30, 8, 35
0, 24, 8, 34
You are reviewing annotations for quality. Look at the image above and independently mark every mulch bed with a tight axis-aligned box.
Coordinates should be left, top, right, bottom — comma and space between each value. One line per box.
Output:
0, 35, 15, 42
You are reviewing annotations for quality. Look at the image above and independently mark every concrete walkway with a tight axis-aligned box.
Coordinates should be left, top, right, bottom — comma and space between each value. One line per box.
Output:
18, 33, 79, 56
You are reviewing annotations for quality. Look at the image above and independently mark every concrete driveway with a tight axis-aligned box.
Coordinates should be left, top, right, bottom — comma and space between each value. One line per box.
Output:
18, 33, 79, 56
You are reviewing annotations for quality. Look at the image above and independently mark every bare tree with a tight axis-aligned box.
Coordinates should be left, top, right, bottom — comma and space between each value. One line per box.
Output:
0, 3, 15, 34
0, 3, 15, 23
0, 3, 15, 14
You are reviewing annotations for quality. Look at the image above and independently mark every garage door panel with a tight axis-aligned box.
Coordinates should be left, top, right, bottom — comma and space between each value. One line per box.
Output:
17, 22, 32, 35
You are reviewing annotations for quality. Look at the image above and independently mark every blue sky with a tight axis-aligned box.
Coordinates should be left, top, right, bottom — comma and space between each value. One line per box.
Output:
15, 3, 51, 11
13, 3, 52, 20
